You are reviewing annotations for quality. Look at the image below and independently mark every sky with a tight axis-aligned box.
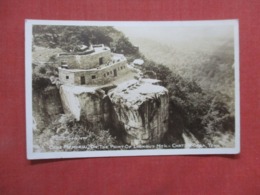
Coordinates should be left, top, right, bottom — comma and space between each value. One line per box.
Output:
114, 22, 235, 51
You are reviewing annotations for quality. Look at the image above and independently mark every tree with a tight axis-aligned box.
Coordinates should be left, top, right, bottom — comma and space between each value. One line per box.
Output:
142, 59, 233, 146
34, 114, 116, 152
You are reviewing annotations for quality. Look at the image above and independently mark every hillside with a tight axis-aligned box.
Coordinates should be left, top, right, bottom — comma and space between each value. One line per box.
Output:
119, 26, 234, 113
130, 37, 234, 91
32, 25, 140, 59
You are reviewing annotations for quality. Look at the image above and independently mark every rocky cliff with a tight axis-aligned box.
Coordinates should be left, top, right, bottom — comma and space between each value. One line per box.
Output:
108, 79, 169, 145
59, 85, 112, 130
33, 86, 64, 131
59, 79, 169, 145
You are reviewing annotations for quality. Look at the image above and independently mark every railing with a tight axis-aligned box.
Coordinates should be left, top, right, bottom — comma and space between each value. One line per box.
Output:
59, 48, 95, 56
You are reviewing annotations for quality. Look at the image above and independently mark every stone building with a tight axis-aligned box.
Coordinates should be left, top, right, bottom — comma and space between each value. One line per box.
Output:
58, 44, 130, 85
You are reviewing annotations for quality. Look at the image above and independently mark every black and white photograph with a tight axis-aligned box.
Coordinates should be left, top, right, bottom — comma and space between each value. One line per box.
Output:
25, 20, 240, 159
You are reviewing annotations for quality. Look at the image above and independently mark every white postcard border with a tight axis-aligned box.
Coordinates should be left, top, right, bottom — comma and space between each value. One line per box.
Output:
25, 19, 240, 160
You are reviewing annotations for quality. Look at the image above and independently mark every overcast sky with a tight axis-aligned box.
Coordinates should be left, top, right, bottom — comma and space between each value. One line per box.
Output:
115, 23, 234, 50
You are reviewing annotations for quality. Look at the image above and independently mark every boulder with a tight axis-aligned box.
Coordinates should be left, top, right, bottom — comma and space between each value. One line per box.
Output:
108, 79, 169, 145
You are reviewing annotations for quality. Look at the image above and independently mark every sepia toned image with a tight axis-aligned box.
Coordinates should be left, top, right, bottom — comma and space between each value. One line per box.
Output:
25, 20, 240, 159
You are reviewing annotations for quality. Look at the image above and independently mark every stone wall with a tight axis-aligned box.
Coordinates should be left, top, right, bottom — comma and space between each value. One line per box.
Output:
58, 70, 75, 85
59, 60, 129, 85
57, 49, 111, 69
59, 85, 111, 130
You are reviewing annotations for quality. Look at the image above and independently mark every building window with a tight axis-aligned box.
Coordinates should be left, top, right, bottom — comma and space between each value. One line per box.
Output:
99, 57, 104, 65
107, 72, 109, 76
92, 75, 96, 79
66, 76, 69, 79
80, 76, 85, 84
104, 74, 106, 77
114, 69, 117, 77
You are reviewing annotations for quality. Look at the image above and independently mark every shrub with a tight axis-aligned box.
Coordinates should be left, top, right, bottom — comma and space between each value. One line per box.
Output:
142, 59, 233, 146
34, 114, 116, 152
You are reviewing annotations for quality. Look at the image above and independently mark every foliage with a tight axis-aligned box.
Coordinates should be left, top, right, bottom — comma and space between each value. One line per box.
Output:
34, 114, 116, 152
33, 25, 117, 52
133, 38, 235, 114
32, 63, 59, 92
114, 36, 139, 55
32, 25, 142, 60
142, 59, 234, 146
32, 65, 50, 91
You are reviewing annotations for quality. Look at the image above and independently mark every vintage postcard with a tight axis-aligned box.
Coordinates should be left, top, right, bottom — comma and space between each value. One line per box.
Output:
25, 20, 240, 159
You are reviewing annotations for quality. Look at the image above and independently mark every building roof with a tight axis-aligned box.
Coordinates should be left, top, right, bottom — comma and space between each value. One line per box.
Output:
133, 59, 144, 65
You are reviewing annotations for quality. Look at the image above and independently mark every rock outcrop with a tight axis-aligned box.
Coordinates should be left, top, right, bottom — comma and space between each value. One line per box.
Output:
108, 79, 169, 145
59, 79, 169, 145
33, 86, 63, 131
59, 85, 111, 130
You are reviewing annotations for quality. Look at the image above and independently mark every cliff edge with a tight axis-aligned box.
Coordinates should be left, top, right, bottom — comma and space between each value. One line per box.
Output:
60, 85, 111, 130
59, 78, 169, 146
108, 79, 169, 145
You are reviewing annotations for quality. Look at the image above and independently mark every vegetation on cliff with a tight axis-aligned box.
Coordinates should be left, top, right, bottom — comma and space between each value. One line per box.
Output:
142, 60, 234, 147
32, 25, 140, 56
128, 36, 235, 115
34, 114, 115, 152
